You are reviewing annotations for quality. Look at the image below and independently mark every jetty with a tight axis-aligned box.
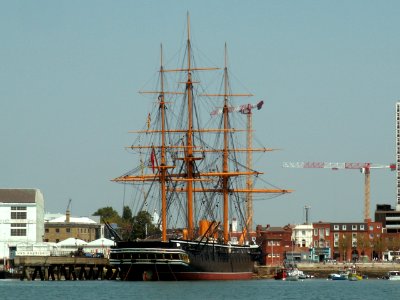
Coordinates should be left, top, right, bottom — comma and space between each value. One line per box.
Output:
14, 256, 117, 281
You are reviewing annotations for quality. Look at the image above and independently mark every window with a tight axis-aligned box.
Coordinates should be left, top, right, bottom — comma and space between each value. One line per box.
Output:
369, 226, 374, 231
334, 233, 339, 240
360, 225, 365, 230
325, 228, 330, 236
302, 230, 306, 236
45, 228, 49, 233
314, 240, 318, 247
334, 225, 339, 230
55, 228, 60, 233
352, 225, 357, 231
66, 228, 71, 233
11, 229, 26, 236
11, 206, 26, 211
314, 229, 318, 236
10, 223, 26, 236
11, 212, 27, 219
342, 225, 347, 230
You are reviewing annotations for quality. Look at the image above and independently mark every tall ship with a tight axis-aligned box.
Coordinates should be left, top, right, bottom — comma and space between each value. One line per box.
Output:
109, 14, 290, 281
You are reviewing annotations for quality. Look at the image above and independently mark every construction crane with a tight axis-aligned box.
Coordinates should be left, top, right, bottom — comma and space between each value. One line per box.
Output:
282, 162, 396, 221
211, 100, 264, 232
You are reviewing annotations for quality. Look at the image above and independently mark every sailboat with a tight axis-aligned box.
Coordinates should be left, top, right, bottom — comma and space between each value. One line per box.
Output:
108, 14, 290, 281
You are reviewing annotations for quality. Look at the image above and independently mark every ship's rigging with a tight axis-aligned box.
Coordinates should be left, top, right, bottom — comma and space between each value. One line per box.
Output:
112, 13, 291, 245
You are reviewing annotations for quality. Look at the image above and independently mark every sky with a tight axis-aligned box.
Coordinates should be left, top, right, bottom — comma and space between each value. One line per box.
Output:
1, 1, 399, 227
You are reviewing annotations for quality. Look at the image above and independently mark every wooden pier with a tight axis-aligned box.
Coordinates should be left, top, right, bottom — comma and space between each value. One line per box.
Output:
14, 256, 119, 281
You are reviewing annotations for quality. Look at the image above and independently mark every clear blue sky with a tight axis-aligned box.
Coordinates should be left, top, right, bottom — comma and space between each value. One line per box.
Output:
1, 1, 399, 226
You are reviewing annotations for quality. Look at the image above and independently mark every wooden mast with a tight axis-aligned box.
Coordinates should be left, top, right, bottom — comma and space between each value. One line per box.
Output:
246, 112, 253, 232
185, 12, 195, 240
159, 44, 167, 242
222, 43, 230, 243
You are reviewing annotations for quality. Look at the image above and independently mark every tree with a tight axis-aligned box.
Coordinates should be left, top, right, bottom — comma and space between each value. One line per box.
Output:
92, 206, 121, 224
356, 232, 371, 258
120, 206, 134, 240
131, 211, 160, 240
386, 234, 400, 251
339, 233, 352, 262
122, 206, 133, 221
371, 235, 386, 260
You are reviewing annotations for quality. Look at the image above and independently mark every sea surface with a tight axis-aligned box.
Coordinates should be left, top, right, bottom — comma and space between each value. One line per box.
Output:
1, 279, 400, 300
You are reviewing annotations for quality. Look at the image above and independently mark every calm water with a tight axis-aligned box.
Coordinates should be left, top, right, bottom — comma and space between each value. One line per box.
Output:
1, 279, 400, 300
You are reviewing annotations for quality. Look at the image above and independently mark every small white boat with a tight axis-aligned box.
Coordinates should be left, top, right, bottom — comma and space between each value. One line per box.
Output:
386, 271, 400, 280
328, 272, 348, 280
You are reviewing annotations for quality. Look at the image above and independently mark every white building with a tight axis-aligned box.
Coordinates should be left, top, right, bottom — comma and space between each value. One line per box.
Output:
292, 224, 313, 248
0, 189, 45, 259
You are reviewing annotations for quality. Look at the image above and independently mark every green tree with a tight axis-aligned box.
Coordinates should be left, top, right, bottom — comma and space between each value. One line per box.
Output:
122, 206, 133, 221
92, 206, 121, 224
120, 206, 134, 240
131, 211, 160, 240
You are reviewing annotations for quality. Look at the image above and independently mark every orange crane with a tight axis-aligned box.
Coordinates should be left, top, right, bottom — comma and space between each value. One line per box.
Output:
283, 161, 396, 221
211, 100, 264, 233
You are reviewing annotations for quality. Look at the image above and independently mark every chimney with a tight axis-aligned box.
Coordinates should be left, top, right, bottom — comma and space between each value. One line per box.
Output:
66, 208, 70, 223
66, 198, 71, 223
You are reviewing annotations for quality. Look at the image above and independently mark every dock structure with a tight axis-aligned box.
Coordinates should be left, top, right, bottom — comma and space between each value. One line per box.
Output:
14, 256, 119, 281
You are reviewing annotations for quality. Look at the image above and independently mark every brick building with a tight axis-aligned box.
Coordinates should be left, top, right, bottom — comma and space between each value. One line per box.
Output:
308, 220, 383, 262
256, 224, 292, 265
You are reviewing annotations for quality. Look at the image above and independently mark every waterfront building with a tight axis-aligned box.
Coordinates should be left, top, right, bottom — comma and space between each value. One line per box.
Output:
292, 223, 313, 248
375, 204, 400, 233
310, 221, 331, 262
396, 102, 400, 210
44, 208, 103, 243
0, 189, 45, 259
256, 224, 292, 265
308, 221, 384, 263
326, 220, 382, 262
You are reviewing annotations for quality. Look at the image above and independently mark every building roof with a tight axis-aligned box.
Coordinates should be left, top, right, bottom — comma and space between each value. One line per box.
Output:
87, 238, 115, 247
47, 215, 97, 224
57, 237, 88, 246
0, 189, 37, 203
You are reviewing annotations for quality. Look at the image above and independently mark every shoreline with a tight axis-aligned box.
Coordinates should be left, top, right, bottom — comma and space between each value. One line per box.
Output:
255, 262, 400, 279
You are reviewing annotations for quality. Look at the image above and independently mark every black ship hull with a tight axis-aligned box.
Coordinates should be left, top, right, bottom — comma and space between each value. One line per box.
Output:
109, 240, 260, 281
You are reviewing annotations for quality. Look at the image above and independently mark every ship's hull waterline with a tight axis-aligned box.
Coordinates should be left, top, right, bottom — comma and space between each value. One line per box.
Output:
109, 240, 260, 281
